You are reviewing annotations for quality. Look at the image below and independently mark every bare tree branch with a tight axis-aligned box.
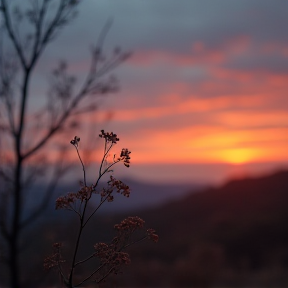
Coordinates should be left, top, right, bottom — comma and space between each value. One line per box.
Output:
1, 0, 28, 69
23, 52, 128, 160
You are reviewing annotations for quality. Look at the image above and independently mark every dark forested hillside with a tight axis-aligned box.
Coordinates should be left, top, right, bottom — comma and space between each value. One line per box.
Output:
1, 170, 287, 287
117, 169, 288, 287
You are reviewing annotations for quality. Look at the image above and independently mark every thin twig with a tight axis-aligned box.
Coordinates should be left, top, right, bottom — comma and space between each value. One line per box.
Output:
75, 146, 86, 187
74, 253, 95, 268
75, 262, 108, 287
82, 194, 109, 228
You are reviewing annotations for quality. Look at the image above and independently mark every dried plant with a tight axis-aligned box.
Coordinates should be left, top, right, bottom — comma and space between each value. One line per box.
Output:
44, 130, 158, 287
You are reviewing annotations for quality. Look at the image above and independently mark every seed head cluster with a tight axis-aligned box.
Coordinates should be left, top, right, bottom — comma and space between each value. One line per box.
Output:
118, 148, 131, 167
107, 176, 130, 197
55, 185, 94, 210
146, 228, 159, 243
114, 216, 145, 233
43, 243, 65, 270
99, 129, 119, 143
94, 242, 131, 275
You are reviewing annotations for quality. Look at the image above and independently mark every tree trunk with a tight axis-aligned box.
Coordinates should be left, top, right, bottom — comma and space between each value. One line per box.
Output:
9, 158, 22, 288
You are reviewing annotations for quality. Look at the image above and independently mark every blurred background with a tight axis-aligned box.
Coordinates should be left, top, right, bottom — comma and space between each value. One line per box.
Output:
0, 0, 288, 287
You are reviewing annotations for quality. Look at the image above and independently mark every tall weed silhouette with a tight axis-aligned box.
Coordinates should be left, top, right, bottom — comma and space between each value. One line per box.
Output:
44, 130, 158, 287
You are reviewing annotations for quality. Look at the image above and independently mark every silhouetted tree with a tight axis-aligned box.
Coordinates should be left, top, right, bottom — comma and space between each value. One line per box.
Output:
0, 1, 129, 287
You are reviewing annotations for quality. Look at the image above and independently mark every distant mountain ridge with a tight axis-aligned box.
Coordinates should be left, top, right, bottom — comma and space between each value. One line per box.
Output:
97, 177, 204, 213
25, 178, 204, 218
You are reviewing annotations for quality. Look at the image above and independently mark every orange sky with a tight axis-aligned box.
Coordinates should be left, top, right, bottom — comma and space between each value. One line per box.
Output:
100, 33, 287, 170
88, 58, 288, 167
11, 1, 287, 184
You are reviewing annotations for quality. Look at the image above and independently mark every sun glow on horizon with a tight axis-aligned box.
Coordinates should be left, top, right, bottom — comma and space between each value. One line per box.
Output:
217, 148, 260, 165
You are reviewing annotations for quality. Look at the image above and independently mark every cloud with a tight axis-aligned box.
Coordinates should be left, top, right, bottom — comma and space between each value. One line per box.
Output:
43, 0, 288, 62
92, 94, 272, 125
222, 44, 288, 75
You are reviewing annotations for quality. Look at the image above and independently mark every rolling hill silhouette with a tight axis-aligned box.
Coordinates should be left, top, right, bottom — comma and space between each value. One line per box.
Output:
1, 169, 287, 287
117, 169, 288, 287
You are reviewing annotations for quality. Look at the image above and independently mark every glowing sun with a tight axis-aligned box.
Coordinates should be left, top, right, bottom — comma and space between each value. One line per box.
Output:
219, 148, 257, 164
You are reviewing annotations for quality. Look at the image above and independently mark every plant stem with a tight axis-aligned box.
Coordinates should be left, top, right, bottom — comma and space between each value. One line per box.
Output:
68, 139, 111, 286
75, 147, 86, 186
68, 199, 88, 287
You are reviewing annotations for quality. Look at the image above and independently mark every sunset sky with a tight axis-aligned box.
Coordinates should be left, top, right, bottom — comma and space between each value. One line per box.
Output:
31, 0, 288, 184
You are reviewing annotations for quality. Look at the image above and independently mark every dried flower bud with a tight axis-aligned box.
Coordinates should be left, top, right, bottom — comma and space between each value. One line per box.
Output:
70, 136, 80, 147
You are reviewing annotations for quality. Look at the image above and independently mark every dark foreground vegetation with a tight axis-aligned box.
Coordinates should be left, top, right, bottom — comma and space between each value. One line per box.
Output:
1, 169, 288, 287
